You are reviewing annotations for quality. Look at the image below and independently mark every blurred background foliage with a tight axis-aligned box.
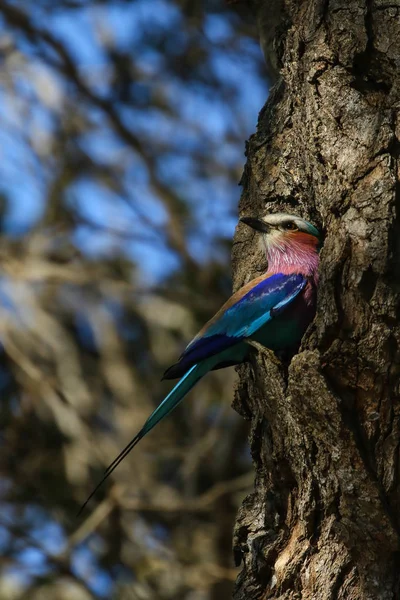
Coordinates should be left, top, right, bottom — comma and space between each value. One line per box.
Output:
0, 1, 268, 598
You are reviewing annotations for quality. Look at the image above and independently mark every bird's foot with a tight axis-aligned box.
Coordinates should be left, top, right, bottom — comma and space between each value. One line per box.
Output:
245, 340, 281, 367
245, 339, 266, 353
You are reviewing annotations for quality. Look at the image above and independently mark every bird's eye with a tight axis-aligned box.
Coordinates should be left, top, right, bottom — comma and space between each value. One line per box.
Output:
283, 222, 298, 231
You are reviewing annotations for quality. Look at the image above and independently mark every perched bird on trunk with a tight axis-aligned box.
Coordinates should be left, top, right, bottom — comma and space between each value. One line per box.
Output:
79, 213, 320, 514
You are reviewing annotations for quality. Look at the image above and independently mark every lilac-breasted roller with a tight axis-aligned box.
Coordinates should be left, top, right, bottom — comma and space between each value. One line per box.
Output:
80, 213, 320, 513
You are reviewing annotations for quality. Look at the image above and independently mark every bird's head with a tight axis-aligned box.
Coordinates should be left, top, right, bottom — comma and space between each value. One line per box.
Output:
240, 213, 321, 274
241, 213, 320, 247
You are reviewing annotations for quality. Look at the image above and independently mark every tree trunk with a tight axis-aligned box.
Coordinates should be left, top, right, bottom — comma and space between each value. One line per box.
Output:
232, 0, 400, 598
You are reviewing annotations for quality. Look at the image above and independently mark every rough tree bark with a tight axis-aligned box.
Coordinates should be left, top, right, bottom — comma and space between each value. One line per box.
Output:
232, 0, 400, 598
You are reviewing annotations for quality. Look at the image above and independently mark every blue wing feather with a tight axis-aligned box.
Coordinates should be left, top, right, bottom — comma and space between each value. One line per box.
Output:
163, 273, 306, 379
211, 273, 306, 338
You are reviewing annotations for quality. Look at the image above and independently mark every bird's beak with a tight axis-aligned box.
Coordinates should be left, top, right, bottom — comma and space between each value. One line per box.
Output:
240, 217, 270, 233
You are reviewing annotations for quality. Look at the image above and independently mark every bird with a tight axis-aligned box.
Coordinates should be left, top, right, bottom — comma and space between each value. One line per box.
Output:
79, 213, 321, 514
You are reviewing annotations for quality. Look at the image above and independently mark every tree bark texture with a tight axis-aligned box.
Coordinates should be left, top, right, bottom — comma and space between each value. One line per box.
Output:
232, 1, 400, 598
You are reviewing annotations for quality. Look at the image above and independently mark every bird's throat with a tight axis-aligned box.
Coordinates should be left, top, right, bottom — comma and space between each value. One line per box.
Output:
266, 235, 319, 280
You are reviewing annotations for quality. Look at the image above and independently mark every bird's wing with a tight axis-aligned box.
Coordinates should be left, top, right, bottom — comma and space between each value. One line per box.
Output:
79, 271, 306, 512
163, 272, 306, 378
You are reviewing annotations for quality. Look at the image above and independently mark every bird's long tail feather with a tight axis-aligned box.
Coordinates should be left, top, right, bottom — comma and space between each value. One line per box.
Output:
78, 360, 212, 515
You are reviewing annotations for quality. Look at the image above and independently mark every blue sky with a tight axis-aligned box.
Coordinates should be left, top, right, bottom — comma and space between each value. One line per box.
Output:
0, 0, 268, 596
0, 0, 268, 282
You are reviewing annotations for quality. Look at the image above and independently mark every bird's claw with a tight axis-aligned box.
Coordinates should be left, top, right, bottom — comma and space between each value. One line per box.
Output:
245, 339, 266, 353
245, 339, 281, 366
